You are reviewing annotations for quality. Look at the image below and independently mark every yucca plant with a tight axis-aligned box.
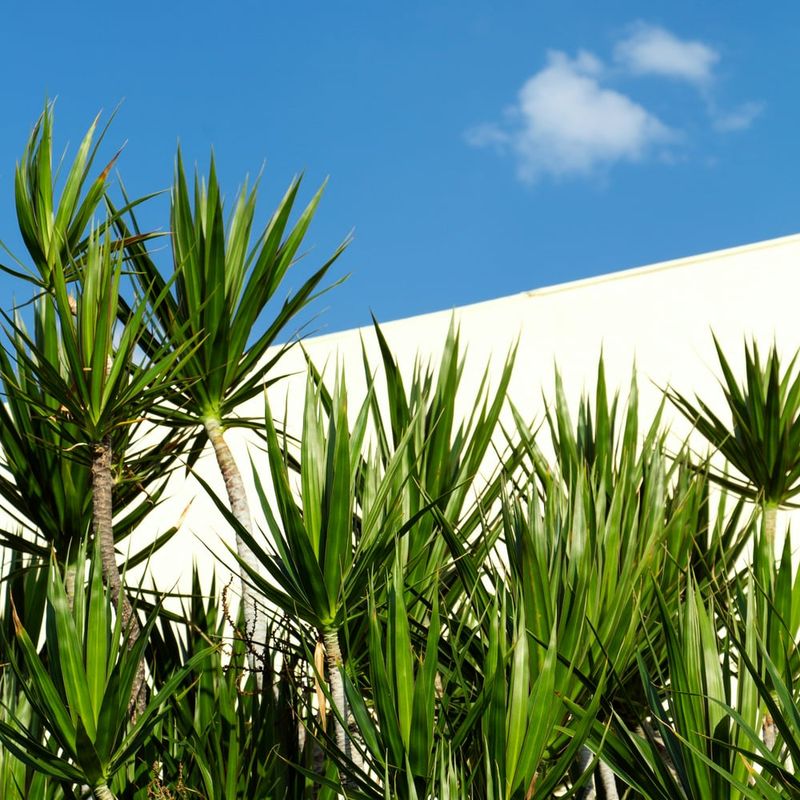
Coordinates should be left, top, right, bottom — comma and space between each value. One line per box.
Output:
577, 573, 785, 800
477, 592, 602, 800
115, 153, 348, 668
725, 600, 800, 795
720, 534, 800, 789
0, 675, 58, 800
0, 104, 190, 614
6, 106, 800, 800
753, 533, 800, 688
0, 552, 58, 799
668, 338, 800, 545
4, 231, 196, 714
668, 338, 800, 748
301, 320, 521, 689
203, 369, 424, 768
361, 320, 517, 604
646, 580, 755, 799
339, 545, 601, 799
3, 102, 152, 291
506, 360, 758, 799
0, 545, 213, 800
148, 570, 312, 799
342, 557, 441, 798
511, 366, 680, 689
0, 297, 186, 594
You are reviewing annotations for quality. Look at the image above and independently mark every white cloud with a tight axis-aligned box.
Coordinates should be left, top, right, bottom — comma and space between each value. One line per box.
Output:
463, 122, 510, 150
466, 50, 675, 183
614, 23, 719, 86
712, 101, 764, 132
466, 24, 763, 183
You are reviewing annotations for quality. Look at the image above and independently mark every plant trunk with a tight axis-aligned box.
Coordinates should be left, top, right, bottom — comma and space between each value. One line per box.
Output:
575, 745, 596, 799
92, 436, 146, 719
93, 783, 116, 800
598, 762, 618, 799
759, 503, 779, 749
323, 629, 350, 762
64, 558, 77, 611
205, 417, 266, 682
763, 503, 777, 549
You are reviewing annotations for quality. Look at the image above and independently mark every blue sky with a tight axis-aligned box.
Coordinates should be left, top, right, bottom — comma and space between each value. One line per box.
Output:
0, 1, 797, 335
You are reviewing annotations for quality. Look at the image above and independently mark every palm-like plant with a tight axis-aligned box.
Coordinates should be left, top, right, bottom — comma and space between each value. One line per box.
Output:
0, 298, 186, 598
342, 555, 601, 800
668, 338, 800, 750
726, 573, 800, 795
362, 319, 517, 598
504, 361, 753, 799
9, 107, 800, 800
5, 231, 194, 714
147, 569, 311, 799
579, 572, 794, 800
668, 338, 800, 545
511, 366, 690, 689
0, 104, 186, 604
343, 557, 442, 798
205, 371, 420, 764
3, 102, 153, 291
0, 545, 212, 800
117, 154, 348, 667
0, 552, 54, 799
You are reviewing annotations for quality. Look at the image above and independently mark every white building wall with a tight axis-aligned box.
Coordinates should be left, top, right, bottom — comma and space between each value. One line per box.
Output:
79, 233, 800, 590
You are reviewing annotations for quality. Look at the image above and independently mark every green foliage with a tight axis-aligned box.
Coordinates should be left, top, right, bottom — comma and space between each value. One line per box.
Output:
8, 102, 126, 288
7, 231, 191, 445
219, 370, 417, 633
117, 150, 348, 441
344, 558, 442, 797
147, 570, 311, 799
0, 545, 213, 797
669, 337, 800, 506
2, 104, 800, 800
362, 319, 518, 601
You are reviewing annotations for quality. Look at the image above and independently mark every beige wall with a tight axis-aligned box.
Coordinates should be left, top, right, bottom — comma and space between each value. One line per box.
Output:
16, 234, 800, 591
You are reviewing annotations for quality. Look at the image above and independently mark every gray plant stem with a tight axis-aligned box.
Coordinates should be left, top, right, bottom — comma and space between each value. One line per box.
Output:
598, 761, 619, 800
64, 558, 77, 611
93, 783, 116, 800
204, 417, 266, 682
762, 502, 779, 748
763, 503, 777, 549
324, 628, 351, 762
576, 745, 596, 799
92, 436, 145, 719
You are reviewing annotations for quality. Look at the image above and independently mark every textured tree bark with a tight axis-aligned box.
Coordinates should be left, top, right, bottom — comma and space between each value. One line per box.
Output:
64, 558, 77, 611
598, 761, 618, 799
323, 629, 351, 762
762, 503, 779, 748
93, 783, 116, 800
92, 436, 146, 718
764, 504, 777, 548
576, 745, 596, 799
204, 417, 266, 683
